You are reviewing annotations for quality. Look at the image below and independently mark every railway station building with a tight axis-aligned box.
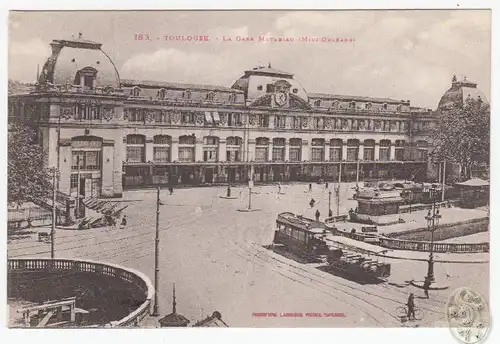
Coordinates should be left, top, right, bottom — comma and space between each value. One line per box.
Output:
8, 35, 488, 198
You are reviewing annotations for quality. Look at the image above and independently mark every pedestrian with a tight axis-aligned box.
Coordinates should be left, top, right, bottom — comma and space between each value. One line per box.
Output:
309, 183, 312, 192
169, 186, 174, 195
309, 198, 316, 208
407, 293, 416, 320
227, 185, 231, 197
325, 182, 329, 189
278, 183, 282, 194
423, 277, 431, 299
120, 215, 127, 229
315, 209, 320, 221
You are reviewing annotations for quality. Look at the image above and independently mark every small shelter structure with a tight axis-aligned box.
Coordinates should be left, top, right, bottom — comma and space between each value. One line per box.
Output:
455, 178, 489, 208
353, 188, 404, 225
158, 284, 190, 328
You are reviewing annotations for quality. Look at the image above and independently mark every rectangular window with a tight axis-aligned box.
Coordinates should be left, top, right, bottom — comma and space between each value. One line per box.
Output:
311, 148, 324, 162
379, 148, 390, 161
182, 112, 195, 124
70, 174, 78, 189
126, 146, 145, 163
154, 147, 170, 162
72, 151, 101, 170
330, 148, 342, 162
289, 148, 301, 162
417, 149, 428, 161
272, 147, 285, 161
255, 147, 268, 161
179, 147, 195, 162
203, 149, 218, 162
266, 84, 275, 93
395, 149, 404, 161
259, 115, 269, 128
347, 148, 358, 161
363, 148, 374, 161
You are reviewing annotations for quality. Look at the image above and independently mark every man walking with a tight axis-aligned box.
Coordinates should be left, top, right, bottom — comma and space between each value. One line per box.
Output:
407, 293, 415, 320
423, 277, 431, 299
315, 209, 321, 221
309, 183, 312, 192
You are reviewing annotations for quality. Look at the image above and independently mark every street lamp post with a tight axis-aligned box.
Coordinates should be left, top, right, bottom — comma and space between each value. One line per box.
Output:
335, 185, 340, 216
328, 190, 333, 217
152, 186, 161, 316
425, 187, 442, 283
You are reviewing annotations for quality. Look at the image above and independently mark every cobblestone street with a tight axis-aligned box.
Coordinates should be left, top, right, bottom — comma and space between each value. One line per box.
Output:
8, 183, 489, 327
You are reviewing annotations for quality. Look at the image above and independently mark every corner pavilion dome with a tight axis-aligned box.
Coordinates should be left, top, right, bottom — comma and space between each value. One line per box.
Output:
438, 75, 489, 110
37, 33, 120, 89
231, 64, 308, 105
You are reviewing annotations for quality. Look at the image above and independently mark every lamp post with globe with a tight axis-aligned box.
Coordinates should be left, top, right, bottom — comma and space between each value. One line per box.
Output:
425, 186, 442, 283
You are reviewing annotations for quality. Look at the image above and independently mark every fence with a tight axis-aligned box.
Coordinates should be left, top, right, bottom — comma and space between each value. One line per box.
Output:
8, 258, 154, 327
335, 230, 489, 253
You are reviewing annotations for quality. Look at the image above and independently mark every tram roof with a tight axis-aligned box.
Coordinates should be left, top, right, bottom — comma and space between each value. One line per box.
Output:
276, 212, 327, 232
325, 236, 390, 255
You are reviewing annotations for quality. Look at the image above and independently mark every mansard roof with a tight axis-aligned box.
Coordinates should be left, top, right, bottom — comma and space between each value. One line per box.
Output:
121, 79, 243, 93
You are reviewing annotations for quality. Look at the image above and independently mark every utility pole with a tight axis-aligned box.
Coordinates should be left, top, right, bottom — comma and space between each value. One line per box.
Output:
51, 168, 58, 259
248, 187, 252, 210
152, 186, 161, 316
336, 186, 340, 216
328, 190, 333, 217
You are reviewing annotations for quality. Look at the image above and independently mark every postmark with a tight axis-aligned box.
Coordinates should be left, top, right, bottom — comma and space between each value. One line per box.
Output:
446, 287, 490, 344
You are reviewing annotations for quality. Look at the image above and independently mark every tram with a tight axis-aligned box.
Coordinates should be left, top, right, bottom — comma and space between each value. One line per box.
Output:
273, 212, 332, 260
324, 236, 391, 280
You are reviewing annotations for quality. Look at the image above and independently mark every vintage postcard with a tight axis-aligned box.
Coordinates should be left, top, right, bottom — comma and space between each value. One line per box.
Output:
7, 9, 490, 334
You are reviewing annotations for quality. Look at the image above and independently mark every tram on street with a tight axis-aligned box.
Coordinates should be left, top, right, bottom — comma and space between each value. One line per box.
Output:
324, 236, 391, 280
273, 212, 332, 260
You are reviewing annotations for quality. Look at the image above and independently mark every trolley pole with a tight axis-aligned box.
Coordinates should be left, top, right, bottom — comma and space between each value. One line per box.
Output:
51, 168, 57, 259
328, 190, 332, 217
248, 188, 252, 210
442, 160, 446, 202
152, 186, 161, 316
336, 186, 340, 216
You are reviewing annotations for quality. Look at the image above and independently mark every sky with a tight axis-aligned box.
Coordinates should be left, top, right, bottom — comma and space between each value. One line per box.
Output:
8, 10, 491, 109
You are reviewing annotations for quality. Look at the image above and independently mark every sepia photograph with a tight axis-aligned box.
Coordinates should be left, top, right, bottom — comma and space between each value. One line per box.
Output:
6, 9, 491, 334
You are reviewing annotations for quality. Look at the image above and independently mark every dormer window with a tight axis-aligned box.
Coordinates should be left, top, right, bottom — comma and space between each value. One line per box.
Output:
206, 92, 215, 101
350, 101, 356, 109
74, 66, 98, 90
292, 88, 298, 94
183, 90, 191, 100
314, 99, 321, 107
396, 104, 402, 111
257, 85, 263, 91
229, 93, 237, 103
365, 103, 372, 110
382, 103, 388, 110
158, 88, 166, 100
332, 100, 340, 110
132, 87, 141, 97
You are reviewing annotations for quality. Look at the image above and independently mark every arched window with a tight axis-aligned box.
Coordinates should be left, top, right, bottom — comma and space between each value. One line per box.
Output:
365, 102, 372, 110
183, 90, 191, 100
379, 139, 391, 161
74, 67, 98, 90
158, 88, 166, 100
203, 136, 219, 162
346, 139, 359, 161
363, 139, 375, 161
132, 87, 141, 97
332, 100, 340, 110
382, 103, 388, 110
329, 139, 342, 161
395, 140, 405, 161
311, 138, 325, 162
178, 135, 196, 162
228, 93, 237, 103
126, 134, 146, 163
289, 138, 302, 162
255, 137, 269, 161
153, 135, 171, 162
314, 99, 321, 107
226, 136, 242, 161
272, 138, 286, 161
350, 101, 356, 109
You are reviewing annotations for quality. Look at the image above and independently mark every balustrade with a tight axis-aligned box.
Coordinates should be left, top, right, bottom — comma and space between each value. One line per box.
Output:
8, 258, 154, 327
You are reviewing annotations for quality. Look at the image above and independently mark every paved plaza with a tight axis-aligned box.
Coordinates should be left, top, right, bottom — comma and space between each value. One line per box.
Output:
8, 183, 490, 327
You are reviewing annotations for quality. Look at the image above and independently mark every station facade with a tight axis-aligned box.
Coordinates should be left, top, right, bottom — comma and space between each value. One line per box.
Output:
8, 36, 486, 198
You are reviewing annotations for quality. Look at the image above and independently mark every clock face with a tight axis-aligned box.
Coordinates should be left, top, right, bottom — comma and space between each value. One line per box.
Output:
275, 91, 287, 106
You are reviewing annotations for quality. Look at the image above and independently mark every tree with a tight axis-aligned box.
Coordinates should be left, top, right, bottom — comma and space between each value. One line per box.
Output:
8, 122, 53, 207
428, 97, 490, 180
